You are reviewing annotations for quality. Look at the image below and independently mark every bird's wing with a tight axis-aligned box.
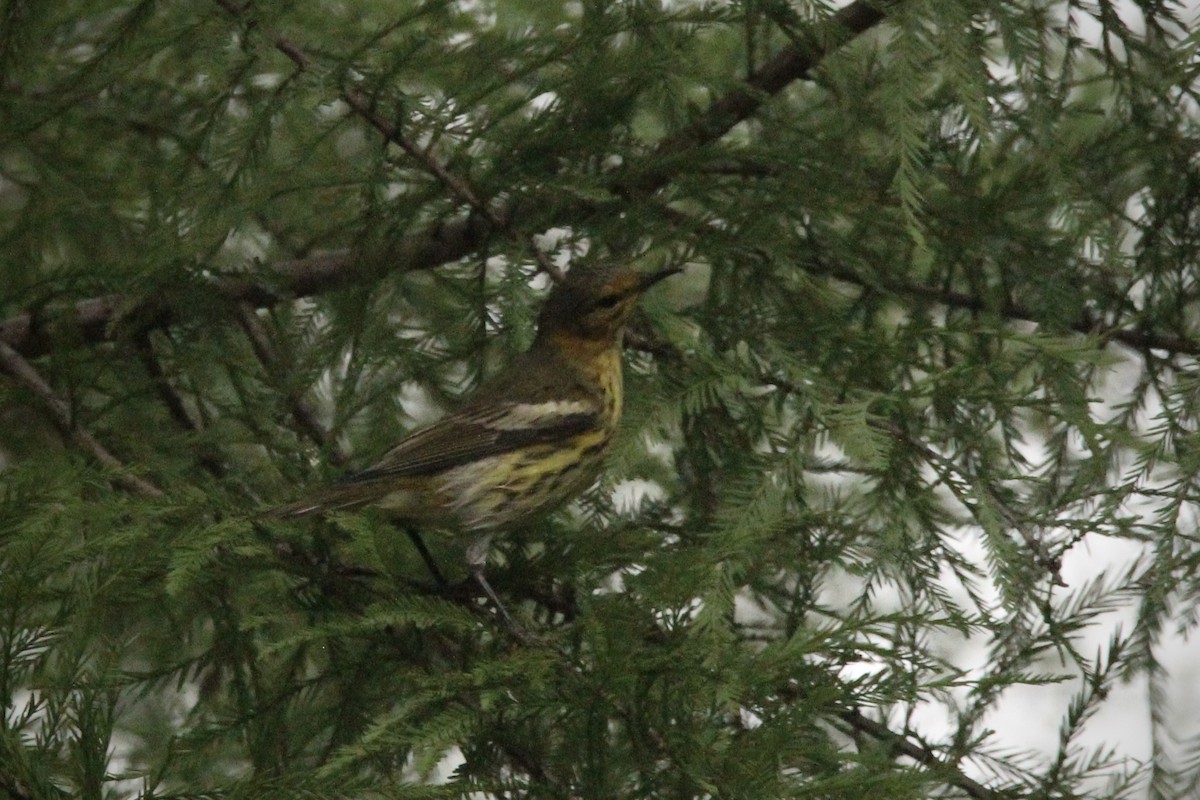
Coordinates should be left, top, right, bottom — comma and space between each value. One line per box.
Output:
262, 397, 602, 519
344, 397, 602, 483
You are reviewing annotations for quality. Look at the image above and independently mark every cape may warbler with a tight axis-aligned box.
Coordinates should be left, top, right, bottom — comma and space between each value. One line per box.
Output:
268, 264, 679, 623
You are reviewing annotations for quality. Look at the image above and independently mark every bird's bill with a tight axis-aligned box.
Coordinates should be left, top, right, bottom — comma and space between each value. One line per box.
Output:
636, 266, 683, 293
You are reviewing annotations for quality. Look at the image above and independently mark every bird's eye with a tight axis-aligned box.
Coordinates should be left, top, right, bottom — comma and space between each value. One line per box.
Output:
594, 294, 622, 310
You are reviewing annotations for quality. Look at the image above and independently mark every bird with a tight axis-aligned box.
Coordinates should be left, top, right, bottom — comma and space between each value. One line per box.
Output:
266, 263, 680, 629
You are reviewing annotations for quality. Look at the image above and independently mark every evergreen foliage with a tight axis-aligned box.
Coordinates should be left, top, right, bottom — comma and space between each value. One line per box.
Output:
1, 0, 1198, 797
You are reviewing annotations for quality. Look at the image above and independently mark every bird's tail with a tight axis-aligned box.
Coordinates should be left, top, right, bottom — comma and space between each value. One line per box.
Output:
258, 481, 387, 520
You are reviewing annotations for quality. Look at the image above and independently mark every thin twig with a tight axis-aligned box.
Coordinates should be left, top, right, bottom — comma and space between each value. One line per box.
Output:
215, 0, 493, 215
0, 340, 163, 498
338, 84, 565, 282
806, 254, 1200, 359
870, 418, 1066, 586
754, 367, 1068, 587
838, 709, 1000, 800
135, 332, 229, 478
136, 333, 197, 433
233, 302, 348, 465
215, 1, 566, 282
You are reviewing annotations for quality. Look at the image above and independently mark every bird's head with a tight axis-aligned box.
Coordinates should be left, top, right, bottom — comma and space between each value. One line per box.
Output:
535, 264, 680, 347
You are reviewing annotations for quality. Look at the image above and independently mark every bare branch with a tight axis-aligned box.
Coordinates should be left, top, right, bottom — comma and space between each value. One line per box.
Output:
0, 340, 163, 498
5, 241, 1198, 369
838, 709, 1001, 800
1, 252, 353, 359
639, 0, 894, 188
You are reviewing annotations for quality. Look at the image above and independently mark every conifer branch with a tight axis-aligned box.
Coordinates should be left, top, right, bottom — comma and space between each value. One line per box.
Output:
11, 0, 1189, 495
811, 258, 1200, 358
0, 252, 354, 359
4, 249, 1196, 368
214, 0, 495, 220
2, 1, 897, 357
631, 0, 896, 190
213, 0, 567, 282
838, 709, 1000, 800
740, 363, 1068, 586
136, 333, 198, 435
135, 333, 229, 479
233, 302, 348, 465
871, 419, 1066, 586
0, 340, 163, 498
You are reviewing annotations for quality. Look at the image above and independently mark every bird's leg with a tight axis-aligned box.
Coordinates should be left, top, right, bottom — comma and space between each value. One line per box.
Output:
466, 535, 526, 638
404, 527, 448, 587
471, 565, 522, 633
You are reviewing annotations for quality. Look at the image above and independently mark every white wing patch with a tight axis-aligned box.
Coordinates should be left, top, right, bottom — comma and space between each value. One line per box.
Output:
487, 400, 597, 430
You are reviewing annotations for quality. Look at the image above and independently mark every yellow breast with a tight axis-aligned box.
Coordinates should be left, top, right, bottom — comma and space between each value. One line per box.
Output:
590, 346, 623, 432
